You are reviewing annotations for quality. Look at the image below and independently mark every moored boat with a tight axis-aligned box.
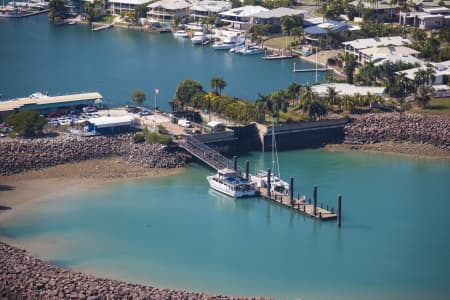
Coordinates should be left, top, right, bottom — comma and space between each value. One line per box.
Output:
173, 30, 189, 38
191, 31, 208, 45
207, 168, 256, 198
237, 45, 265, 55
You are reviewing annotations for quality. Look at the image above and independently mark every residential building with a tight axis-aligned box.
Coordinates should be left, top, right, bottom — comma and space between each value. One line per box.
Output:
147, 0, 193, 23
399, 6, 450, 29
398, 60, 450, 85
304, 20, 349, 37
107, 0, 149, 15
219, 5, 268, 30
250, 7, 305, 25
358, 46, 420, 64
342, 36, 411, 60
189, 1, 231, 21
311, 83, 386, 98
349, 0, 398, 20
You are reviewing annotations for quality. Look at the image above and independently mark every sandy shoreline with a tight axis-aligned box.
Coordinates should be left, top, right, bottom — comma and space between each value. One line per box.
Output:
0, 157, 184, 220
324, 142, 450, 159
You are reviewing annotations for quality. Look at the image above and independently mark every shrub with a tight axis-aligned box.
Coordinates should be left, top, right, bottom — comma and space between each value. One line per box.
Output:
5, 110, 47, 137
133, 133, 145, 143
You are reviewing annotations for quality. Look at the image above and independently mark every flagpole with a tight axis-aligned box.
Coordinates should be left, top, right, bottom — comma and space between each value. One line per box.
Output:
154, 91, 156, 111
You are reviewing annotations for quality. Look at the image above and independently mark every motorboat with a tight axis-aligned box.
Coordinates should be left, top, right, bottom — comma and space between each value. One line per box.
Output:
212, 41, 243, 50
237, 45, 265, 55
191, 31, 208, 45
173, 30, 189, 38
207, 168, 256, 198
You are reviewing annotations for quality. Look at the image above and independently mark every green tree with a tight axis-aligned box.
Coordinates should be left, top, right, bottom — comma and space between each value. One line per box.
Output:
414, 85, 433, 108
210, 77, 227, 95
135, 4, 148, 19
303, 99, 327, 120
5, 110, 47, 137
324, 86, 340, 108
48, 0, 67, 23
175, 79, 203, 109
338, 53, 358, 84
131, 90, 146, 106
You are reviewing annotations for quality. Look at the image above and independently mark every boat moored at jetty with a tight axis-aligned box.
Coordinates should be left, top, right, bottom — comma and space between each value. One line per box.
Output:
207, 168, 256, 198
173, 30, 189, 38
237, 45, 265, 55
191, 31, 208, 45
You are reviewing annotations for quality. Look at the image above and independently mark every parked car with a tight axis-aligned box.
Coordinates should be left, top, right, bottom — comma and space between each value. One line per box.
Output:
82, 106, 97, 113
178, 119, 192, 128
139, 109, 152, 116
126, 105, 139, 113
47, 112, 61, 118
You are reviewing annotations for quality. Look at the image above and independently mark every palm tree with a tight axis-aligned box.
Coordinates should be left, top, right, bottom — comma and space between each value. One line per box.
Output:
414, 85, 434, 108
338, 53, 358, 84
425, 64, 436, 85
286, 82, 302, 106
414, 68, 428, 90
300, 85, 316, 104
210, 77, 227, 95
324, 86, 339, 107
397, 72, 411, 97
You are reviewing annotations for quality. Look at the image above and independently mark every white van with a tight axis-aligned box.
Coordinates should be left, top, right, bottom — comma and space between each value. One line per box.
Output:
178, 119, 192, 128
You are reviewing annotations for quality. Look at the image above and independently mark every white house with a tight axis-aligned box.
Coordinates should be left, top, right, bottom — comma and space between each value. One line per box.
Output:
219, 5, 268, 30
398, 60, 450, 85
107, 0, 149, 15
358, 46, 420, 64
250, 7, 305, 25
189, 1, 231, 20
147, 0, 193, 23
311, 83, 386, 98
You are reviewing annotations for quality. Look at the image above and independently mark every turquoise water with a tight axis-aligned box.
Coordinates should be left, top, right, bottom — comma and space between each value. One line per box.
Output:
2, 150, 450, 299
0, 15, 321, 109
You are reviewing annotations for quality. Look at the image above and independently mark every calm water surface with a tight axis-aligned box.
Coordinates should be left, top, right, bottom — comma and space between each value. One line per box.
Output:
1, 150, 450, 300
0, 14, 321, 109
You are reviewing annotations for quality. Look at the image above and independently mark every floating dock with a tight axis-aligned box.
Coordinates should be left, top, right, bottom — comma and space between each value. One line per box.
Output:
179, 137, 342, 224
92, 23, 113, 32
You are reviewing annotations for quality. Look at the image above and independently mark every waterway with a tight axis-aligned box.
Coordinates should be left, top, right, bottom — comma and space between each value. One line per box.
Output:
0, 14, 321, 110
1, 150, 450, 300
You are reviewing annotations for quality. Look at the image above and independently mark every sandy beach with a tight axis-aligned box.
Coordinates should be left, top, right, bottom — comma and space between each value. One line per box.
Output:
0, 157, 184, 219
324, 141, 450, 159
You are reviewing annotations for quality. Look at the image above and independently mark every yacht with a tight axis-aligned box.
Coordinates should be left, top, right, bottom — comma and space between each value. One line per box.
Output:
191, 31, 208, 45
212, 41, 242, 50
173, 30, 189, 38
237, 45, 265, 55
207, 168, 256, 198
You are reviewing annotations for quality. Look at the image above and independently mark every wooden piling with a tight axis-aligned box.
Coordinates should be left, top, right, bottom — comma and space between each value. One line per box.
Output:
289, 177, 294, 205
245, 160, 250, 180
267, 169, 271, 198
233, 156, 237, 171
337, 194, 342, 228
313, 185, 317, 216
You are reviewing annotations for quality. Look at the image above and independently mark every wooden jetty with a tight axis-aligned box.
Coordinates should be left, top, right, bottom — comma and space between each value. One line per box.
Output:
178, 136, 341, 223
92, 23, 113, 32
259, 183, 337, 220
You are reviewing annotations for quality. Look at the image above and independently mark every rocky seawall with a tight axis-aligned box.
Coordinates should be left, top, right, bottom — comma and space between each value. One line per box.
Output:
0, 134, 187, 176
344, 113, 450, 149
0, 242, 266, 300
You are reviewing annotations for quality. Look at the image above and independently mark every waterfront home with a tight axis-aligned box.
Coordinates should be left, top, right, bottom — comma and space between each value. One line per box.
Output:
250, 7, 305, 25
0, 92, 103, 121
349, 0, 398, 21
399, 7, 450, 29
397, 60, 450, 86
106, 0, 149, 15
342, 36, 411, 60
189, 0, 231, 21
358, 46, 420, 64
311, 83, 386, 98
219, 5, 268, 30
147, 0, 193, 23
303, 20, 349, 46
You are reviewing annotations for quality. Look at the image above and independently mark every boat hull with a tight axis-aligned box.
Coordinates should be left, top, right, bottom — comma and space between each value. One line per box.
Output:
207, 176, 256, 198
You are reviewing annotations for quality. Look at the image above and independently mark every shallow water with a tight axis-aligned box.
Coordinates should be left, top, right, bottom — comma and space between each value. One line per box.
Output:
0, 14, 321, 109
2, 149, 450, 300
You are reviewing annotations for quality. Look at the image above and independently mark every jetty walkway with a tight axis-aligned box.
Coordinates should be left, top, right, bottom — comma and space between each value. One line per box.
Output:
178, 136, 235, 171
177, 136, 341, 224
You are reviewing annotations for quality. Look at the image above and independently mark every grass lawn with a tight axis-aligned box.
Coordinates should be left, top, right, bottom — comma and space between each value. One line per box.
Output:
415, 98, 450, 116
263, 36, 297, 49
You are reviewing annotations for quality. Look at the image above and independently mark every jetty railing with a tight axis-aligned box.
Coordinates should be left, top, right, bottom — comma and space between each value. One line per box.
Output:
179, 136, 235, 171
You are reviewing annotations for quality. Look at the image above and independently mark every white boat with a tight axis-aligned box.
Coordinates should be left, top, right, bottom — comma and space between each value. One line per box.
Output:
173, 30, 188, 38
191, 31, 208, 45
229, 45, 245, 53
212, 41, 242, 50
207, 168, 256, 198
237, 45, 265, 55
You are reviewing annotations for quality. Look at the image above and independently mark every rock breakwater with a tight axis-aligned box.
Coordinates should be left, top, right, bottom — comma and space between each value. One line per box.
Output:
0, 242, 267, 300
0, 134, 187, 176
344, 113, 450, 149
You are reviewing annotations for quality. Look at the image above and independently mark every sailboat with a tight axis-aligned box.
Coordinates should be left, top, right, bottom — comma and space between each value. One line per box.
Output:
250, 121, 290, 195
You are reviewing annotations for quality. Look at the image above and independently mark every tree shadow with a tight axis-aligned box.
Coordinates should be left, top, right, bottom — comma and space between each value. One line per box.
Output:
426, 105, 447, 111
0, 185, 15, 191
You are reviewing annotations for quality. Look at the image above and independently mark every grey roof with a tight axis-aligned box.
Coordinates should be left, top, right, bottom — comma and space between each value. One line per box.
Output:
250, 7, 305, 19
